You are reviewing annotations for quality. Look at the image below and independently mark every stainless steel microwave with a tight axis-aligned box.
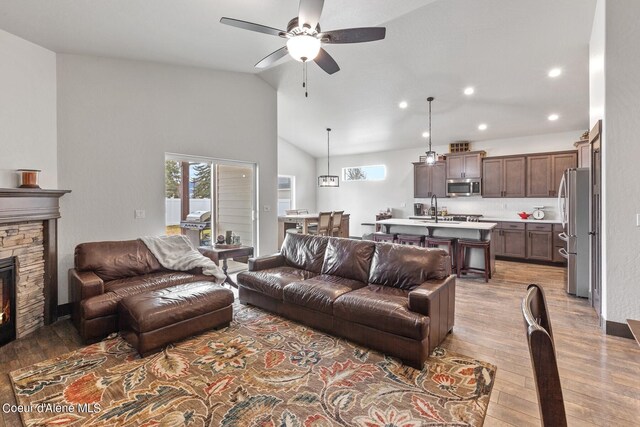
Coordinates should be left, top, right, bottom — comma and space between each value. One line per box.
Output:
446, 178, 481, 197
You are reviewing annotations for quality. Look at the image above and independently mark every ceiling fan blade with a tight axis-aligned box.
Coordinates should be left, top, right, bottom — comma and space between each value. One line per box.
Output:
314, 48, 340, 75
320, 27, 386, 44
298, 0, 324, 30
220, 17, 284, 37
255, 46, 289, 69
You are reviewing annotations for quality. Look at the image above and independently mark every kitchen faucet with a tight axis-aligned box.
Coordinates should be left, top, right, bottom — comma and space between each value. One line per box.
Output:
430, 194, 438, 223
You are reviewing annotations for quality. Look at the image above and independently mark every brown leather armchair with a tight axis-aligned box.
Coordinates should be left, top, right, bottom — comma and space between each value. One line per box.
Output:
70, 239, 216, 342
238, 233, 455, 368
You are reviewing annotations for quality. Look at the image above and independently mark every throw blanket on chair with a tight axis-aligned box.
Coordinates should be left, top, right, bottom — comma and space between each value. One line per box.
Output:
140, 235, 226, 283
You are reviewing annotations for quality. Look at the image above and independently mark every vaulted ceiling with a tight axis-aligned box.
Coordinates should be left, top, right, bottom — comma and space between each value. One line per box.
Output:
0, 0, 596, 157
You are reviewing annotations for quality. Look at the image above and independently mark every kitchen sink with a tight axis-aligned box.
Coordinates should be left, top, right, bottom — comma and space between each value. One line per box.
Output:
418, 220, 460, 224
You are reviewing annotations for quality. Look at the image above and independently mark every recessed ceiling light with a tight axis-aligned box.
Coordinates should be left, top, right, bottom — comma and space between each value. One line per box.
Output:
464, 87, 475, 96
399, 101, 408, 109
548, 114, 559, 121
422, 131, 430, 138
478, 123, 488, 131
548, 68, 562, 78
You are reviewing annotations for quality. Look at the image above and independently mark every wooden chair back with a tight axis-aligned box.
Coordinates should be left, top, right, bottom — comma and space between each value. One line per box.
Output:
522, 284, 567, 427
315, 211, 332, 236
331, 211, 344, 236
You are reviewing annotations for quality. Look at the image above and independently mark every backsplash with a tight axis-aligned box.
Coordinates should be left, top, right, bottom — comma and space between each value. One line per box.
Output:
414, 197, 559, 220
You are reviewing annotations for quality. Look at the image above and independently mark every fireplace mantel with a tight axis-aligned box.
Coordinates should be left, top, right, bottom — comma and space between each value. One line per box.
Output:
0, 188, 70, 326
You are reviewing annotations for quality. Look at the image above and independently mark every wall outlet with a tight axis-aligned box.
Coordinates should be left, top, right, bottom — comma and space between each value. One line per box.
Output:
134, 209, 146, 219
502, 203, 508, 209
400, 202, 406, 208
263, 205, 271, 212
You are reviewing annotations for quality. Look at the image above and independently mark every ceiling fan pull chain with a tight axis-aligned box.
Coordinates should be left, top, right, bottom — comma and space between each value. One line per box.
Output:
303, 61, 308, 98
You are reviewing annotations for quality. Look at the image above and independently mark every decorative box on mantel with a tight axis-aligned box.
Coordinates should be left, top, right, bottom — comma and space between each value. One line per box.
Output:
0, 188, 70, 342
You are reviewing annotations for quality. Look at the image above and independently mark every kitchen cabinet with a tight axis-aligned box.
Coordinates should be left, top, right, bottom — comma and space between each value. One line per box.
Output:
502, 223, 527, 258
413, 162, 446, 198
446, 151, 485, 179
482, 156, 526, 197
526, 151, 577, 197
489, 222, 526, 258
486, 221, 564, 263
576, 140, 590, 168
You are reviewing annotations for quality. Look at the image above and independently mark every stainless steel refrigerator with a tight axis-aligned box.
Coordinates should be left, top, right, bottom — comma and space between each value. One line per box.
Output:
557, 168, 590, 298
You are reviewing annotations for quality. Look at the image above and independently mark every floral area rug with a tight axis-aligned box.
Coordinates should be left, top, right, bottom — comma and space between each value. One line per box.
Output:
10, 304, 496, 426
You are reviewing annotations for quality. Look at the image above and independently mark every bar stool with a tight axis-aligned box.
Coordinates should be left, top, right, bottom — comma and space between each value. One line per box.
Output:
457, 239, 491, 283
397, 234, 424, 247
373, 233, 397, 243
425, 236, 457, 273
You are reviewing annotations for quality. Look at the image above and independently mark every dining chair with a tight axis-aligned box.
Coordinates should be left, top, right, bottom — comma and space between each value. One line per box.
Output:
330, 211, 344, 237
522, 284, 567, 427
308, 211, 332, 236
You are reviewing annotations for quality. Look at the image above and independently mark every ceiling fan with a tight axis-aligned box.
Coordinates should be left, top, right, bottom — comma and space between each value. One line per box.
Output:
220, 0, 386, 76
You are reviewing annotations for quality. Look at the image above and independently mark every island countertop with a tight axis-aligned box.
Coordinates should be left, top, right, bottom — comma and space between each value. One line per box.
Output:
376, 218, 498, 230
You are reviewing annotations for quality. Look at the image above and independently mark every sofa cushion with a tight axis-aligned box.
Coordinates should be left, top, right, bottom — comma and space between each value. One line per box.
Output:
368, 244, 449, 290
321, 238, 375, 283
237, 267, 317, 300
75, 240, 164, 281
283, 275, 367, 314
333, 285, 429, 340
81, 271, 215, 320
280, 233, 329, 273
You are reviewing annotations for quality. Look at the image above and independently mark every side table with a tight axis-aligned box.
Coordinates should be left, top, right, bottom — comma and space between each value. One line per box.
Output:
198, 245, 254, 288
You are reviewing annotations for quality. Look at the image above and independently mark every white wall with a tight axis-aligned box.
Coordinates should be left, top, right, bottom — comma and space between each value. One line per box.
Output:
278, 138, 317, 212
57, 54, 278, 304
590, 0, 607, 321
0, 29, 57, 188
601, 0, 640, 324
317, 130, 581, 237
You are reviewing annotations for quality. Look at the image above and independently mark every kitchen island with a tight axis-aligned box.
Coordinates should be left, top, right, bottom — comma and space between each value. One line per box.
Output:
375, 218, 498, 275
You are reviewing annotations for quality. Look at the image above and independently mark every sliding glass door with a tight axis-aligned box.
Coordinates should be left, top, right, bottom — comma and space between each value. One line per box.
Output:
165, 154, 257, 249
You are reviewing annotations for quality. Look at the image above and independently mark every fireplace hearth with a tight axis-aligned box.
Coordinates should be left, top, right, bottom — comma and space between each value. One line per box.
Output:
0, 257, 16, 346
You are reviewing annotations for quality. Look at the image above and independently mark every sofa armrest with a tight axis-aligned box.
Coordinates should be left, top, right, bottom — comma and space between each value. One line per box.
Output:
408, 275, 456, 351
248, 254, 286, 271
69, 269, 104, 300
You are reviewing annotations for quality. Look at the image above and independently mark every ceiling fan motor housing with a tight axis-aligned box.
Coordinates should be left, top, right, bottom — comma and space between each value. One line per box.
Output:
287, 17, 321, 36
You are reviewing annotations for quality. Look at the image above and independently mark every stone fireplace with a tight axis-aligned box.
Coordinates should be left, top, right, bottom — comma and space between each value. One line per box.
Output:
0, 188, 69, 344
0, 257, 16, 345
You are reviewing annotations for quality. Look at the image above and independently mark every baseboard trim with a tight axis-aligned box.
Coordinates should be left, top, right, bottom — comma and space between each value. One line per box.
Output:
605, 320, 633, 339
57, 302, 72, 318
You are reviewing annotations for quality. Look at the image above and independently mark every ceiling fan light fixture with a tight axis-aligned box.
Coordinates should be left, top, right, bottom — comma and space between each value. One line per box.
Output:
287, 35, 321, 62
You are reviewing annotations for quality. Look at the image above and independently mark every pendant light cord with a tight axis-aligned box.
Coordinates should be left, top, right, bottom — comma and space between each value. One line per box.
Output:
326, 128, 331, 175
428, 97, 433, 153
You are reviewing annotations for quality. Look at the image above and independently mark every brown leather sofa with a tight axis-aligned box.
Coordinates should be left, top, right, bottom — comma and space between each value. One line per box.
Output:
238, 233, 455, 368
70, 240, 217, 343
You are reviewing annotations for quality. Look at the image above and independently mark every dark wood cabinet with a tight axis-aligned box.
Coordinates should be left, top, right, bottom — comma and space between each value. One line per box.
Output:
482, 156, 526, 197
526, 155, 552, 197
487, 221, 563, 263
413, 162, 446, 198
446, 151, 485, 179
526, 151, 577, 197
551, 152, 577, 197
527, 230, 553, 261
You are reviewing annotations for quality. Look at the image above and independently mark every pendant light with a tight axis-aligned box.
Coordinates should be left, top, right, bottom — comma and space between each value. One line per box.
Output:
318, 128, 339, 187
425, 96, 438, 165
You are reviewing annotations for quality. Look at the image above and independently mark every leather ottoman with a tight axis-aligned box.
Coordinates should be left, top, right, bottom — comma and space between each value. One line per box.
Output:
119, 281, 234, 356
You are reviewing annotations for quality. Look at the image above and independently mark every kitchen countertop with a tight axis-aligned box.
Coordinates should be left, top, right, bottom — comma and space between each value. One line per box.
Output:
410, 215, 560, 224
377, 218, 497, 230
479, 216, 561, 224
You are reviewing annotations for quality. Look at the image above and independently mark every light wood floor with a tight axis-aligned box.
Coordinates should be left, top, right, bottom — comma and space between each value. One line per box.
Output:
1, 261, 638, 426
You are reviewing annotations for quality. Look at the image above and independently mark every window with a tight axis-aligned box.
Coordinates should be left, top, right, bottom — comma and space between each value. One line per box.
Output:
342, 165, 386, 181
277, 176, 295, 216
